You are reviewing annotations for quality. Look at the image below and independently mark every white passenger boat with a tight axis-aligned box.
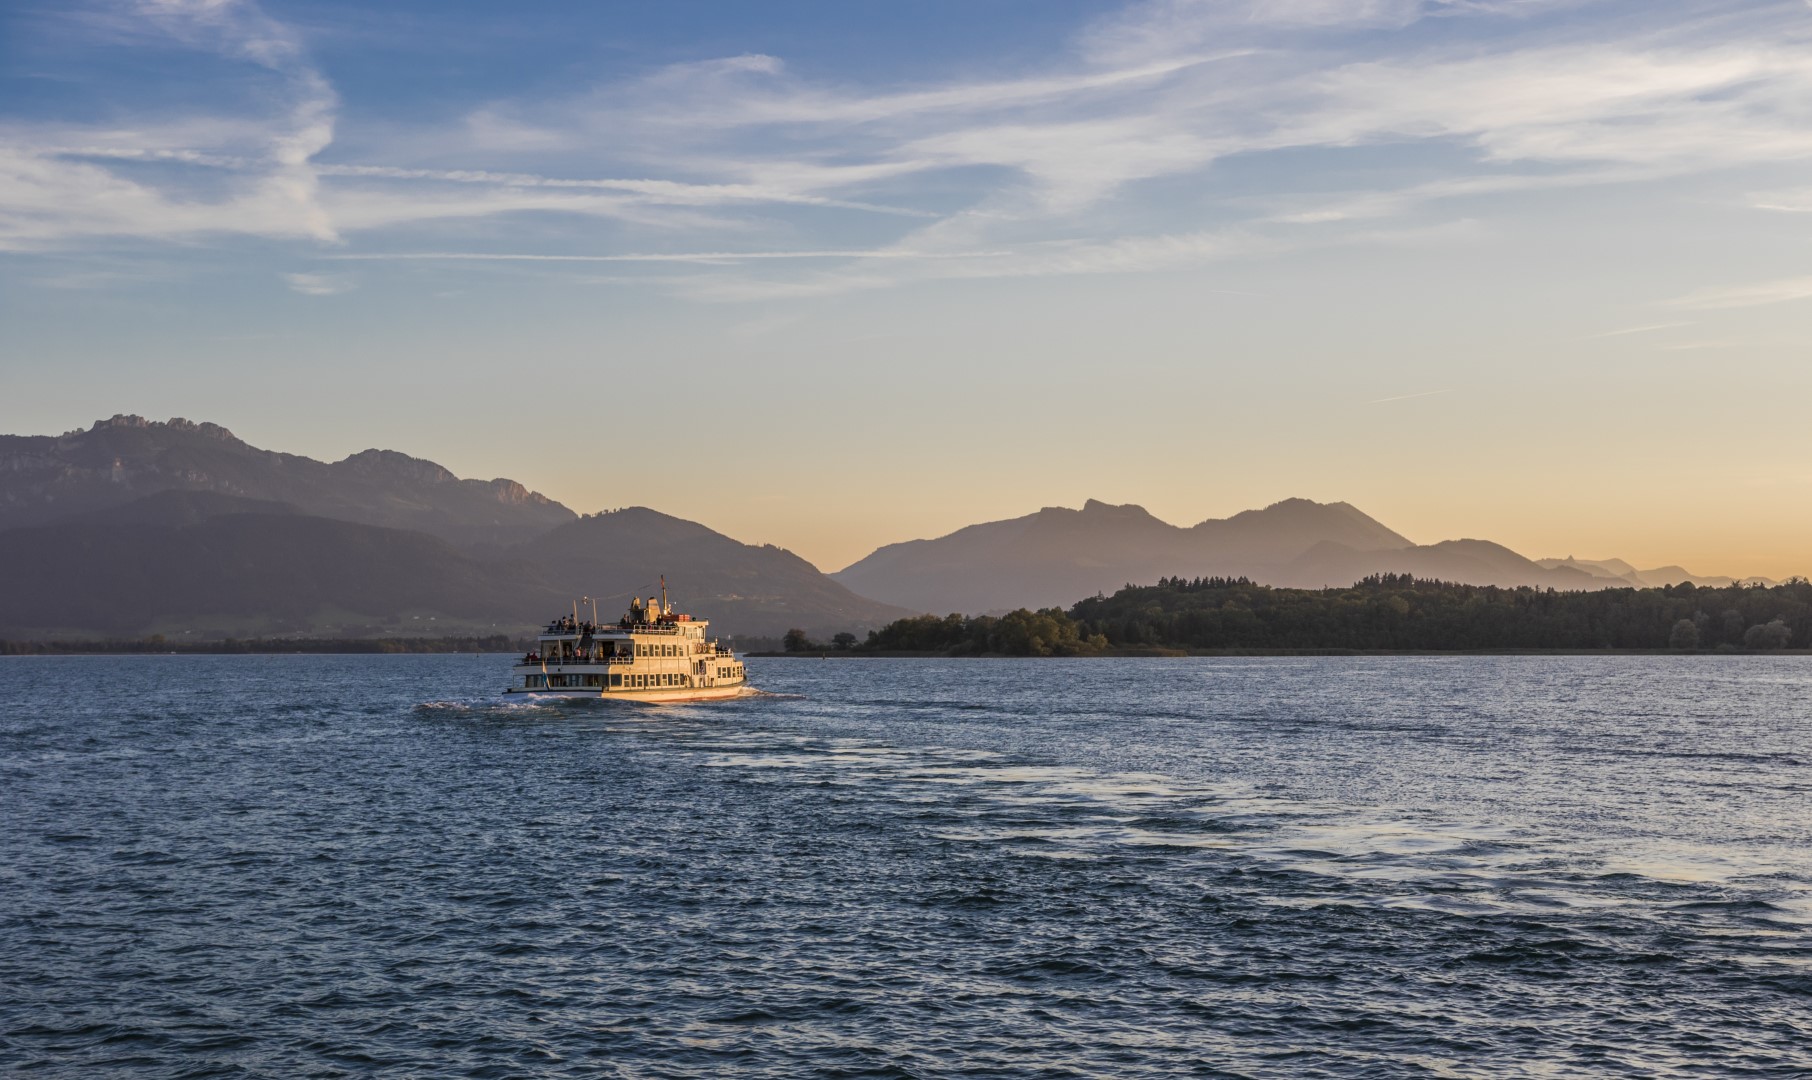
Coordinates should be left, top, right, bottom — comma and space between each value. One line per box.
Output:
504, 582, 750, 701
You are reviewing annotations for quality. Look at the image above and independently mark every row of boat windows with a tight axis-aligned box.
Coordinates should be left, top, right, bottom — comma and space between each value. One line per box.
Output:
536, 641, 706, 663
525, 672, 713, 689
714, 666, 744, 680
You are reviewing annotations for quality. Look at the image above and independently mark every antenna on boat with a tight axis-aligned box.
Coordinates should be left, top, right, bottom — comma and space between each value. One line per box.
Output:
590, 596, 599, 625
661, 575, 668, 617
572, 598, 578, 626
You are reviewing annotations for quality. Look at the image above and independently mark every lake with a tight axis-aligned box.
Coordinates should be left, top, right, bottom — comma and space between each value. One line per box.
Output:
3, 655, 1808, 1077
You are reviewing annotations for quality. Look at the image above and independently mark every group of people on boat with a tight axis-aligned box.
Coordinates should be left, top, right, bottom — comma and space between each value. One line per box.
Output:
545, 614, 594, 635
521, 595, 676, 666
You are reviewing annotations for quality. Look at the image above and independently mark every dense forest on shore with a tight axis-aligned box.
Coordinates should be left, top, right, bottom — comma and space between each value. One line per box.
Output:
837, 575, 1812, 656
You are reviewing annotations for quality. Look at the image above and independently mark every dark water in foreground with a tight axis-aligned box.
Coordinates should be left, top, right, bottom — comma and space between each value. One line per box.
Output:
3, 656, 1809, 1078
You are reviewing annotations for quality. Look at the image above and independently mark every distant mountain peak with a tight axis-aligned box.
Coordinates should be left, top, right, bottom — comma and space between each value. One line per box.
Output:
88, 414, 241, 443
1244, 497, 1368, 519
1075, 499, 1160, 519
488, 478, 552, 505
336, 448, 458, 485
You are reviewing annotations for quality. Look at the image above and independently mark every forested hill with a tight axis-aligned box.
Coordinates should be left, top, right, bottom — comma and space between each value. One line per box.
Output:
855, 576, 1812, 655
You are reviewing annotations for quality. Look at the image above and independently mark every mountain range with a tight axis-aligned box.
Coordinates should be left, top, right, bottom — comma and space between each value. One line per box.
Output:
0, 414, 575, 548
0, 417, 905, 640
832, 499, 1772, 615
0, 416, 1778, 640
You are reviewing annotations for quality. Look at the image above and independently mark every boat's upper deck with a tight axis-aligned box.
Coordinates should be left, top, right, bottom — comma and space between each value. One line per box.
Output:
536, 615, 709, 644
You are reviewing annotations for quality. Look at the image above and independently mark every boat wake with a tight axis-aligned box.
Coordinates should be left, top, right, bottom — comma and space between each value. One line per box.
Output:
415, 697, 553, 716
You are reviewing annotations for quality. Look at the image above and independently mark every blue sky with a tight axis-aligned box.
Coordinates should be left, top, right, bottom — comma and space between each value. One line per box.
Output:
3, 0, 1810, 576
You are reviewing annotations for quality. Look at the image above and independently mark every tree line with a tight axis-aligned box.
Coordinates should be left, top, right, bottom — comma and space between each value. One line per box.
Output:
815, 576, 1812, 655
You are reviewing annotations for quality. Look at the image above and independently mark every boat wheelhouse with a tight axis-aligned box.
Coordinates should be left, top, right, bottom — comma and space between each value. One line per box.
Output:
504, 583, 749, 701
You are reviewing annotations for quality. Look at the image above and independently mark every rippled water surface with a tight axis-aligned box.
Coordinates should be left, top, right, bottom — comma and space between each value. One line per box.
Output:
4, 655, 1810, 1077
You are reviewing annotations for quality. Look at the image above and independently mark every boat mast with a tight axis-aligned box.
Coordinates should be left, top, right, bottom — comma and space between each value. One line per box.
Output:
660, 575, 668, 617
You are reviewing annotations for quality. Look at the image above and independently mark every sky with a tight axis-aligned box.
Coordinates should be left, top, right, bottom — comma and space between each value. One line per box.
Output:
2, 0, 1810, 578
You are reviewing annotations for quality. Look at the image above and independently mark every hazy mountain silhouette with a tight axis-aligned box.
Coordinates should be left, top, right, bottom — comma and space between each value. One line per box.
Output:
1, 417, 1779, 639
830, 498, 1781, 614
0, 414, 575, 548
1533, 556, 1769, 589
833, 498, 1415, 614
1276, 539, 1604, 590
0, 491, 905, 641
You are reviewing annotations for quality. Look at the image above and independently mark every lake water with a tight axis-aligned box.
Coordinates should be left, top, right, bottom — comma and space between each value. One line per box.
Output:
3, 655, 1809, 1077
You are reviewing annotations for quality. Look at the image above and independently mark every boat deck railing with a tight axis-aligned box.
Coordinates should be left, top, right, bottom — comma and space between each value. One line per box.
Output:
517, 650, 732, 666
542, 622, 694, 637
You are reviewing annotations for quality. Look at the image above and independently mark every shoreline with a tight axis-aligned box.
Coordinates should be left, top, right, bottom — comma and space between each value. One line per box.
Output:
5, 643, 1806, 658
748, 648, 1812, 658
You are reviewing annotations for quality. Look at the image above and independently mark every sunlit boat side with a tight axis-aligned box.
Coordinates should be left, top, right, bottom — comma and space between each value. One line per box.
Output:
503, 581, 749, 701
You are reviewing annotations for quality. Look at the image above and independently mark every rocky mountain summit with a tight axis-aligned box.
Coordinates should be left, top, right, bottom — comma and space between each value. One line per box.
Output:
0, 414, 574, 548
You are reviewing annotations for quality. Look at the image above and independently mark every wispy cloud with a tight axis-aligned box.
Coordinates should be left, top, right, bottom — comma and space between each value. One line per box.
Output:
1748, 187, 1812, 213
313, 165, 938, 217
282, 271, 352, 295
7, 0, 1812, 308
1581, 322, 1691, 340
1365, 387, 1460, 405
1673, 275, 1812, 310
0, 0, 337, 250
1658, 340, 1741, 350
325, 249, 1013, 264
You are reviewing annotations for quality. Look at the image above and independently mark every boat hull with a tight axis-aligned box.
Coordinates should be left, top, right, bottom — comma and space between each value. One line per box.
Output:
502, 684, 753, 703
